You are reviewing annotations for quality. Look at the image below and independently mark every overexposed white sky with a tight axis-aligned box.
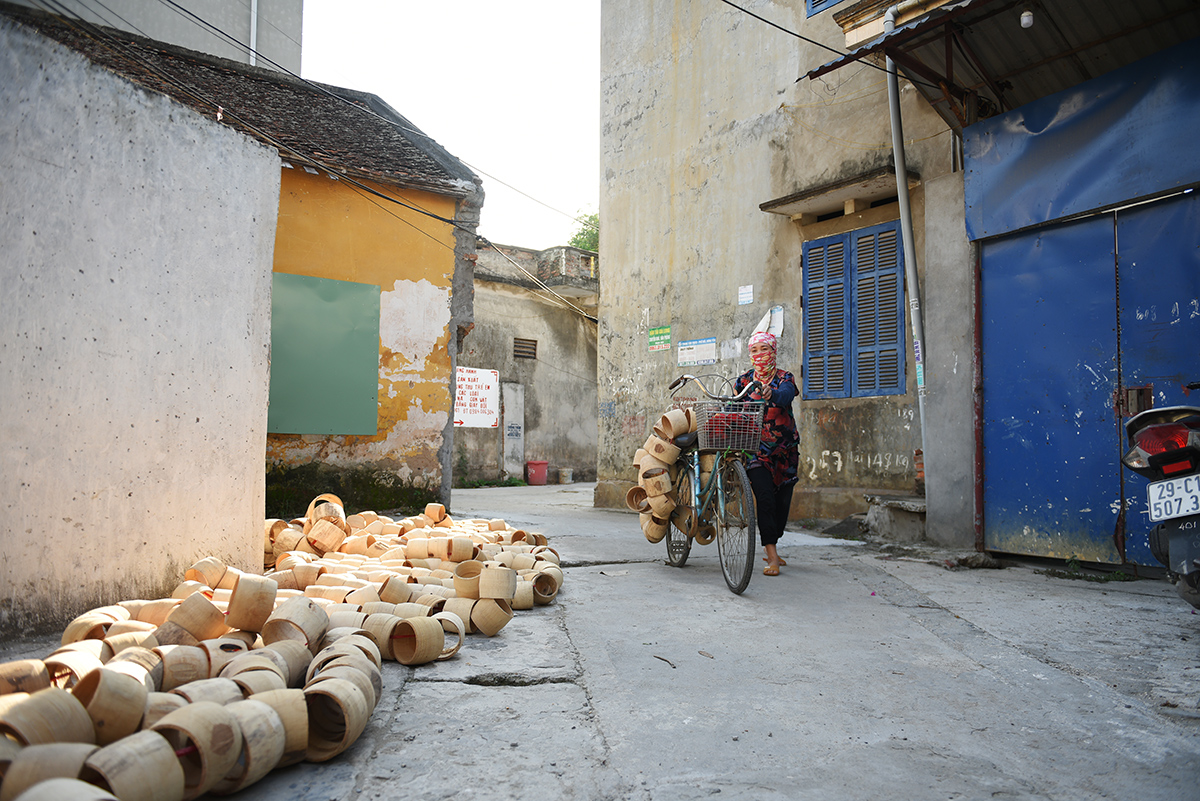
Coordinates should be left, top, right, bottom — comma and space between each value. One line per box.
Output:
301, 1, 600, 251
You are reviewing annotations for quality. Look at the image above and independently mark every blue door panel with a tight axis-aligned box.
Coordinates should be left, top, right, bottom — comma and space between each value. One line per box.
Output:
982, 214, 1122, 563
1118, 190, 1200, 565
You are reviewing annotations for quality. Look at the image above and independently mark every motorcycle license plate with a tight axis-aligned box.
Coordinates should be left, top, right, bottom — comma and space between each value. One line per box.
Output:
1147, 475, 1200, 522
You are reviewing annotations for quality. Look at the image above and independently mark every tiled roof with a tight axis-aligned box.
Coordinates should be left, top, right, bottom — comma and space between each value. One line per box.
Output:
1, 3, 480, 197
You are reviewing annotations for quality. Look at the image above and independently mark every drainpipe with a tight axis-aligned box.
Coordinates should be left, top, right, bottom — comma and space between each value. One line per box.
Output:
249, 0, 258, 67
885, 4, 928, 472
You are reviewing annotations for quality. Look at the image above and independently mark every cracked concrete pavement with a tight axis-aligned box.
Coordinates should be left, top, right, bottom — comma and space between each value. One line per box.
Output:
2, 482, 1199, 799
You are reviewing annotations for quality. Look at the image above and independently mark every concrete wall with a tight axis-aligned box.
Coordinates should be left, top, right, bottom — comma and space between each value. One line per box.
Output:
457, 245, 599, 484
6, 0, 304, 73
599, 0, 974, 540
0, 18, 279, 635
922, 174, 975, 548
267, 170, 473, 501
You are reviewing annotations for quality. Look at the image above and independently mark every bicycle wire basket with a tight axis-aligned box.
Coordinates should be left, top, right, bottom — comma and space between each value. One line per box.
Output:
693, 400, 765, 451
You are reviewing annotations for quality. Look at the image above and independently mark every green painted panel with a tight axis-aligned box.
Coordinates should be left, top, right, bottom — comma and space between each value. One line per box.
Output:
268, 273, 380, 435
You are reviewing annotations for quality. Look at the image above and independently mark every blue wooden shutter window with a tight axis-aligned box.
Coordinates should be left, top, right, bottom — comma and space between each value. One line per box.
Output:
802, 236, 850, 399
806, 0, 846, 17
803, 221, 905, 399
851, 224, 905, 396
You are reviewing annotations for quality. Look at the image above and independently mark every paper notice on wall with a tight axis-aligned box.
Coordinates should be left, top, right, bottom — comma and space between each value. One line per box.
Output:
678, 337, 717, 367
454, 367, 500, 428
649, 326, 671, 352
738, 285, 754, 305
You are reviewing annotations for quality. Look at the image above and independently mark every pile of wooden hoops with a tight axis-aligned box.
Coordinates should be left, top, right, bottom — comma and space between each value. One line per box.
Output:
624, 407, 715, 545
0, 495, 564, 800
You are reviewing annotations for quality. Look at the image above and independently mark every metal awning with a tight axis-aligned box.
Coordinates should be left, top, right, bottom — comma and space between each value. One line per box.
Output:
803, 0, 1200, 133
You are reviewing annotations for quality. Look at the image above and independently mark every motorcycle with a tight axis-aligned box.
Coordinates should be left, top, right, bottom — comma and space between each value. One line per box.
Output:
1121, 403, 1200, 609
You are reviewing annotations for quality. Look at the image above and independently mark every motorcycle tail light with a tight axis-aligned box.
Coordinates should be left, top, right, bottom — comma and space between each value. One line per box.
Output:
1133, 423, 1190, 455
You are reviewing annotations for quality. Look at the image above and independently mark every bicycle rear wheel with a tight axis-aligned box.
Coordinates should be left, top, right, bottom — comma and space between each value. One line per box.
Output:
664, 467, 693, 567
716, 459, 756, 594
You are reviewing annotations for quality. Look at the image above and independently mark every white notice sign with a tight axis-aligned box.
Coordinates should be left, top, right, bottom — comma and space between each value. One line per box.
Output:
678, 337, 718, 367
454, 367, 500, 428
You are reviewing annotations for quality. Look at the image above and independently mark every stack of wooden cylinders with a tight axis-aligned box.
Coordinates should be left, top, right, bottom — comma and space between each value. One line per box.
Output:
626, 406, 696, 542
0, 577, 376, 799
261, 497, 563, 633
0, 495, 566, 799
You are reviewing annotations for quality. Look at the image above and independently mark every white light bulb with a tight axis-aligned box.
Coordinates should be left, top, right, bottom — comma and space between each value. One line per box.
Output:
1020, 10, 1034, 28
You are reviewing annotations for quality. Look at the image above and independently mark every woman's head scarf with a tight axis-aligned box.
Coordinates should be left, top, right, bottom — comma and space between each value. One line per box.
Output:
749, 331, 777, 382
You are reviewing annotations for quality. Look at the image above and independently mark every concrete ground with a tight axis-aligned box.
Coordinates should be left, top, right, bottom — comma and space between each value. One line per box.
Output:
3, 482, 1199, 800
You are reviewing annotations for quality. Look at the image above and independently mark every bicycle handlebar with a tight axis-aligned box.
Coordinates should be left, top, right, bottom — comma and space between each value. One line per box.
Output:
669, 374, 762, 402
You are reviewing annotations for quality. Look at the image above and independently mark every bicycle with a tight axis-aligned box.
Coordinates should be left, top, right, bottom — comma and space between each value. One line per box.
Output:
661, 373, 764, 594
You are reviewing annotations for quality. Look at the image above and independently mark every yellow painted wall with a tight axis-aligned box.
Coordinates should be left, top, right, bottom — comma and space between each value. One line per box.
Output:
267, 168, 462, 482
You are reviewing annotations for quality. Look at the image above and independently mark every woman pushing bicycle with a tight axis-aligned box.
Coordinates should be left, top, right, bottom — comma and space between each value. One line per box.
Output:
734, 331, 799, 577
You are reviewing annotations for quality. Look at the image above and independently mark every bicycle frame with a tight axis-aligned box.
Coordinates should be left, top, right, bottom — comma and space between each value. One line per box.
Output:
681, 448, 736, 525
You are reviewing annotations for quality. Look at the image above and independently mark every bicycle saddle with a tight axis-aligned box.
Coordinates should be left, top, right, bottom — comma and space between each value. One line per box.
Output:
674, 431, 698, 450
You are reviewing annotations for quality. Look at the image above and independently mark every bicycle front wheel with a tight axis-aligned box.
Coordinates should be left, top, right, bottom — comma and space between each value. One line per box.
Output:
716, 459, 756, 594
664, 466, 693, 567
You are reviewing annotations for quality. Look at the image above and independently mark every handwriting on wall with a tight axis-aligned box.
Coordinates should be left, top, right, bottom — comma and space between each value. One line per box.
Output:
804, 450, 913, 479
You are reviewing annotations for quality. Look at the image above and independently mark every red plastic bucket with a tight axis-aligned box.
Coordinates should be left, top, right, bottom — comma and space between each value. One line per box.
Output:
525, 460, 549, 485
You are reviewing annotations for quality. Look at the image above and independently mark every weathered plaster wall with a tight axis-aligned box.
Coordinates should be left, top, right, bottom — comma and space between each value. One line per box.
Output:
0, 19, 278, 635
458, 266, 599, 484
267, 170, 463, 497
599, 0, 965, 524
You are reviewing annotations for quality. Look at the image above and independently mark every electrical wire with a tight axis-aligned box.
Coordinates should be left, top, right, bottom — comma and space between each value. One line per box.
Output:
33, 0, 602, 321
21, 1, 602, 322
151, 0, 598, 235
715, 0, 942, 91
145, 0, 600, 314
32, 0, 473, 234
479, 240, 598, 323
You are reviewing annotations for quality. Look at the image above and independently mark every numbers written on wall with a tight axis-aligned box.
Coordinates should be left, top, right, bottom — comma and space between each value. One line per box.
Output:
804, 450, 912, 480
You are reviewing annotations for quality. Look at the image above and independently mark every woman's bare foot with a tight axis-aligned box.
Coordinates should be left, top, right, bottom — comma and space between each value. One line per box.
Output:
763, 544, 784, 574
